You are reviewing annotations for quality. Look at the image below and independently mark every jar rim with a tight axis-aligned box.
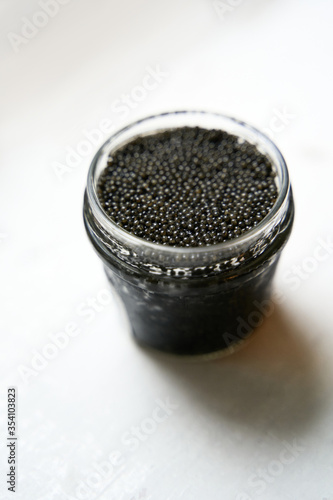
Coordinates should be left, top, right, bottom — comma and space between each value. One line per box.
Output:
86, 110, 290, 257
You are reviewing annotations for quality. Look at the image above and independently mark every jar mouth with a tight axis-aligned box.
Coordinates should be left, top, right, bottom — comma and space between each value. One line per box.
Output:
86, 110, 290, 257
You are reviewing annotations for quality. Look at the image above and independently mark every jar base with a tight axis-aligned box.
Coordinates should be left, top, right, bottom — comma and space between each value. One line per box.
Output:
132, 328, 256, 362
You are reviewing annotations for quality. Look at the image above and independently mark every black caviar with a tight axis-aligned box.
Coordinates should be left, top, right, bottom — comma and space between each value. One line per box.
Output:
84, 115, 294, 356
97, 127, 278, 247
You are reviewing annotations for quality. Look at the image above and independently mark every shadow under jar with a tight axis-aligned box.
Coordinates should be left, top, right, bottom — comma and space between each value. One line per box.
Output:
83, 111, 294, 357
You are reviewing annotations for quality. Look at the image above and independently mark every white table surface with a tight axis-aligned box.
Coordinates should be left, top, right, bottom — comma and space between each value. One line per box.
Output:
1, 0, 333, 499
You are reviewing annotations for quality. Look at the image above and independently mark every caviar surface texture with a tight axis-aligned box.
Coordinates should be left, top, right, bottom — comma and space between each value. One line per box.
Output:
97, 127, 278, 247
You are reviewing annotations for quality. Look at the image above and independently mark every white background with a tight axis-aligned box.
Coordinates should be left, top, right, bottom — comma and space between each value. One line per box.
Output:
1, 0, 333, 499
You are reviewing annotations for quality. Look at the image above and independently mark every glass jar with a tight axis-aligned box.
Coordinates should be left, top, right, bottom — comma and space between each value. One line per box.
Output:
83, 111, 294, 357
